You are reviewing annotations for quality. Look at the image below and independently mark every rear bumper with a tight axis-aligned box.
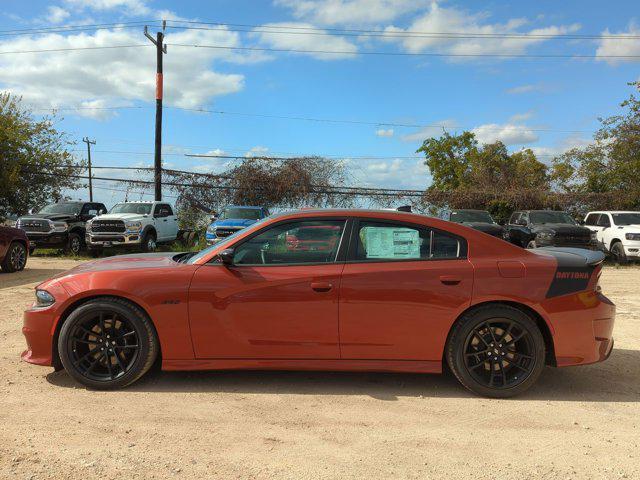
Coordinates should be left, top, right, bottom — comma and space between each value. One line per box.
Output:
545, 291, 615, 367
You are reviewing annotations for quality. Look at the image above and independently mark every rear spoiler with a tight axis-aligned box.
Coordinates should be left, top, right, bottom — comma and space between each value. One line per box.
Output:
534, 247, 605, 298
534, 247, 605, 267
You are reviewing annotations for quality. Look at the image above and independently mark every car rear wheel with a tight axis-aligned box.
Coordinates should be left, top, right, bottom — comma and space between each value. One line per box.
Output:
611, 241, 627, 265
446, 305, 545, 398
58, 297, 158, 389
1, 241, 27, 272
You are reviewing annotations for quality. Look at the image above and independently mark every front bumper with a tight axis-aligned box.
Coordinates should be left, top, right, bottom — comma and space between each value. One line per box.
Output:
622, 240, 640, 258
86, 232, 141, 248
25, 231, 69, 249
22, 305, 59, 367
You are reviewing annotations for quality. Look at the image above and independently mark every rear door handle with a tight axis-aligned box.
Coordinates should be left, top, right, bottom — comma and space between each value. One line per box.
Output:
311, 282, 333, 292
440, 275, 461, 285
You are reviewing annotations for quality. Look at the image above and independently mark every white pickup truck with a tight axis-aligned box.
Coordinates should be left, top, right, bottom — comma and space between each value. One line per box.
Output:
584, 211, 640, 263
85, 201, 179, 253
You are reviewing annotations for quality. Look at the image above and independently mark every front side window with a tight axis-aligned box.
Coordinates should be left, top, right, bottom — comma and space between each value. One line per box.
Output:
353, 221, 464, 261
233, 220, 346, 265
596, 214, 611, 227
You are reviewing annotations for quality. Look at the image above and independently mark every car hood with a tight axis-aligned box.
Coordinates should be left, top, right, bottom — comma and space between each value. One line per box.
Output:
531, 224, 591, 235
213, 218, 257, 228
53, 253, 179, 278
19, 213, 77, 222
93, 213, 147, 221
615, 224, 640, 231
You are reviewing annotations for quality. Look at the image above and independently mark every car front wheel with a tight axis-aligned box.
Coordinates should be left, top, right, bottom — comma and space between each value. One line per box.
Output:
58, 297, 159, 389
611, 241, 627, 265
446, 305, 545, 398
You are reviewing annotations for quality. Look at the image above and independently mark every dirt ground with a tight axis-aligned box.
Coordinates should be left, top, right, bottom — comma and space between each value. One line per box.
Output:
1, 257, 639, 480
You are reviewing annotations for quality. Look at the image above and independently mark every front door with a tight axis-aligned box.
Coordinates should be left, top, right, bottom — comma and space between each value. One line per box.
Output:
188, 218, 348, 359
339, 219, 473, 361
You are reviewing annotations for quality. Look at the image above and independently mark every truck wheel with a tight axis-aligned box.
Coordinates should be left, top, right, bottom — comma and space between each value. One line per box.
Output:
611, 241, 627, 265
526, 240, 537, 249
1, 241, 27, 272
64, 233, 83, 256
141, 231, 157, 252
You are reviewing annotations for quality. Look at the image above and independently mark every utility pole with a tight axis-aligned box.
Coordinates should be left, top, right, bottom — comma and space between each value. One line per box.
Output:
82, 137, 96, 201
144, 21, 167, 201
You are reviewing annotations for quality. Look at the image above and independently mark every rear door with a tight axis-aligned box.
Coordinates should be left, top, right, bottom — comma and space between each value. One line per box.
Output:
338, 219, 473, 361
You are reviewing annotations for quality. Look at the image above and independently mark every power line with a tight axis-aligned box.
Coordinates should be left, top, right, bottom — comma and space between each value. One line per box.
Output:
0, 21, 159, 37
167, 42, 640, 59
0, 44, 149, 55
165, 22, 640, 41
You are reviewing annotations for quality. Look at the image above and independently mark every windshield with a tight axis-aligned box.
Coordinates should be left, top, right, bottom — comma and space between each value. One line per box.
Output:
38, 203, 82, 215
529, 211, 576, 225
219, 208, 262, 220
186, 217, 270, 264
110, 203, 152, 215
612, 213, 640, 226
450, 211, 494, 223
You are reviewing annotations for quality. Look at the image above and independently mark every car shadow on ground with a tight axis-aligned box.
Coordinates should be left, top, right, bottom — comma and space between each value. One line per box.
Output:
46, 347, 639, 402
0, 268, 67, 289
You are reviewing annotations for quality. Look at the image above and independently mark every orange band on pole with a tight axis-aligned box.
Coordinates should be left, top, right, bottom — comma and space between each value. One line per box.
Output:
156, 73, 163, 100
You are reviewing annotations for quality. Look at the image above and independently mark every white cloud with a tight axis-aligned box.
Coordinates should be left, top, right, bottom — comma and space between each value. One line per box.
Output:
401, 119, 458, 142
506, 84, 542, 95
253, 22, 358, 60
46, 6, 70, 24
472, 123, 538, 145
353, 158, 427, 189
245, 146, 270, 157
0, 27, 256, 115
375, 128, 394, 137
530, 135, 593, 161
383, 2, 580, 58
63, 0, 152, 16
509, 111, 533, 122
596, 23, 640, 65
274, 0, 422, 26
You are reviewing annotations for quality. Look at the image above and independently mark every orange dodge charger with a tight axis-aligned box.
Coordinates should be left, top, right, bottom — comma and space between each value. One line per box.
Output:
22, 209, 615, 397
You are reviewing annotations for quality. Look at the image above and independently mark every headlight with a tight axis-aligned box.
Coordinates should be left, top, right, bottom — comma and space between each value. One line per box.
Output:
51, 221, 68, 232
537, 231, 554, 240
125, 221, 142, 232
86, 220, 92, 232
626, 233, 640, 241
35, 290, 55, 307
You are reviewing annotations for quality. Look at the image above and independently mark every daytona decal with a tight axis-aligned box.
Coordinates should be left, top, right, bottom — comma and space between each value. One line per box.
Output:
546, 267, 594, 298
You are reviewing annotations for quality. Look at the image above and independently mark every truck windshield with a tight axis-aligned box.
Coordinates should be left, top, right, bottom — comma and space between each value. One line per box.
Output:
529, 211, 576, 225
450, 211, 494, 223
612, 213, 640, 225
110, 203, 152, 215
219, 208, 262, 220
38, 203, 82, 214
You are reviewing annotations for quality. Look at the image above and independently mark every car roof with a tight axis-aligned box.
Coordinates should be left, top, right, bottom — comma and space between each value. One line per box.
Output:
587, 211, 640, 214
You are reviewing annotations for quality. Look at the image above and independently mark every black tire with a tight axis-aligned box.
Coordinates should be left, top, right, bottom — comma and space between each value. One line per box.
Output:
141, 230, 157, 252
526, 240, 537, 249
611, 241, 627, 265
58, 297, 158, 389
64, 232, 83, 256
1, 241, 27, 273
446, 304, 545, 398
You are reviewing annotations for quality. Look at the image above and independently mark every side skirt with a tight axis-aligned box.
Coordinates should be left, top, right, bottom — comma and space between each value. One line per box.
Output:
162, 358, 442, 374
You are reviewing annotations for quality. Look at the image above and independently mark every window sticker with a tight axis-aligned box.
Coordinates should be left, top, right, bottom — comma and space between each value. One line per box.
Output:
363, 227, 420, 259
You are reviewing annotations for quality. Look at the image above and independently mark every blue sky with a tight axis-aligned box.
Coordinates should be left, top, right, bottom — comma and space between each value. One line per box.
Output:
1, 0, 639, 206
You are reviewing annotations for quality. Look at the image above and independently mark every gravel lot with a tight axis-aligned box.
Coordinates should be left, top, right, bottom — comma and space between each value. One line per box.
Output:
1, 257, 639, 479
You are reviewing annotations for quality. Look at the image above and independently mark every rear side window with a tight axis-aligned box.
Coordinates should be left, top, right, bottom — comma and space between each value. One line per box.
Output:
585, 213, 599, 226
352, 221, 465, 261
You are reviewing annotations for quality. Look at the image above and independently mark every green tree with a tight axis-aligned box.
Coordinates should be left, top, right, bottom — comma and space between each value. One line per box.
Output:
551, 82, 640, 208
0, 93, 82, 220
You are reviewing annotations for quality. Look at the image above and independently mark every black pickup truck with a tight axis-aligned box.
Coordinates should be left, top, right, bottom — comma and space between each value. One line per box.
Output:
446, 209, 505, 238
16, 201, 106, 255
504, 210, 596, 249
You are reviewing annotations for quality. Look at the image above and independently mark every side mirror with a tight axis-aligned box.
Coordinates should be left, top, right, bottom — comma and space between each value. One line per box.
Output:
28, 208, 34, 214
99, 208, 107, 215
218, 248, 234, 266
210, 215, 218, 222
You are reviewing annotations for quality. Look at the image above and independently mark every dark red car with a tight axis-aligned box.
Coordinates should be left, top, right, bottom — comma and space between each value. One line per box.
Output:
22, 209, 615, 397
0, 225, 29, 273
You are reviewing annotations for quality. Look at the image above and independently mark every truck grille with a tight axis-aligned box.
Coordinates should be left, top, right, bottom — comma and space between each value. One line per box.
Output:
18, 219, 51, 233
215, 227, 241, 238
92, 220, 126, 233
556, 234, 590, 245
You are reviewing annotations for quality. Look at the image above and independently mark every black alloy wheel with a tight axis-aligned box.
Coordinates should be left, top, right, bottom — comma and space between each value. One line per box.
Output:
1, 242, 27, 272
58, 298, 158, 389
447, 305, 545, 398
64, 233, 83, 256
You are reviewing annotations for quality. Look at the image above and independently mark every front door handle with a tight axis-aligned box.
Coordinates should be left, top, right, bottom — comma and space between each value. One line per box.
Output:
440, 275, 461, 285
311, 282, 333, 292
